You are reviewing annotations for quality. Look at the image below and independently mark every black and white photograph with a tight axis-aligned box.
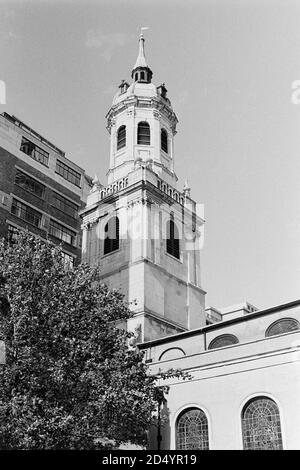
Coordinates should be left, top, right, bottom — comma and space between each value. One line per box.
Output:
0, 0, 299, 455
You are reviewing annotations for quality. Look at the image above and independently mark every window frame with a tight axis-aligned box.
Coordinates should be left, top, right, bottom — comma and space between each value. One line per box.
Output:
176, 407, 209, 450
166, 218, 180, 260
55, 160, 81, 187
103, 216, 120, 256
20, 136, 49, 167
49, 218, 76, 246
208, 334, 239, 350
15, 169, 45, 199
265, 318, 300, 338
11, 198, 42, 228
51, 191, 79, 219
137, 121, 150, 146
241, 397, 283, 450
117, 125, 126, 151
161, 128, 168, 153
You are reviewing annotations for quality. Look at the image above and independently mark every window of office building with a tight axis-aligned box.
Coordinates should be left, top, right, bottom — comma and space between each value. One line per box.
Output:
11, 198, 42, 228
15, 169, 45, 198
20, 136, 49, 167
56, 160, 81, 187
51, 192, 78, 219
61, 251, 75, 268
49, 219, 76, 246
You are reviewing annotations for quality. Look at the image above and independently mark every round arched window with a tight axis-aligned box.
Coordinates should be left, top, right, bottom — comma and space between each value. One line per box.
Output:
166, 219, 180, 259
208, 334, 239, 350
242, 397, 283, 449
265, 318, 300, 337
176, 408, 209, 450
104, 216, 119, 255
117, 125, 126, 150
137, 122, 150, 145
161, 129, 168, 153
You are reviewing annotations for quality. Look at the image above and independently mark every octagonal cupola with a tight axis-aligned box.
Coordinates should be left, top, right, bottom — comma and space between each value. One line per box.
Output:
106, 32, 179, 187
131, 31, 153, 84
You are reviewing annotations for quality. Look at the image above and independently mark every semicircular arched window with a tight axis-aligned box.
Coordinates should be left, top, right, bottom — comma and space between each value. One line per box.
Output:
137, 121, 150, 145
242, 397, 283, 450
161, 128, 168, 153
166, 219, 180, 260
265, 318, 300, 338
104, 216, 119, 255
117, 125, 126, 150
176, 408, 209, 450
208, 334, 239, 350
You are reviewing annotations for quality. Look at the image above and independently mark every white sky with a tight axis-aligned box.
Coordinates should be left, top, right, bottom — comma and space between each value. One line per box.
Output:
0, 0, 299, 310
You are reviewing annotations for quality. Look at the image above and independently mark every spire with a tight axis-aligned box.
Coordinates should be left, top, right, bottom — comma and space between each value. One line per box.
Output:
131, 28, 153, 82
133, 30, 148, 69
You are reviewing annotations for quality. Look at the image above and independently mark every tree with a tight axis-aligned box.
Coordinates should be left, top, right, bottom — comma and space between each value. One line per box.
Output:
0, 231, 161, 449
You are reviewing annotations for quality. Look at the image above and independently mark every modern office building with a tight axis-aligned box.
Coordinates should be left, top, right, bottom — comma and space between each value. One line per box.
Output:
0, 112, 92, 265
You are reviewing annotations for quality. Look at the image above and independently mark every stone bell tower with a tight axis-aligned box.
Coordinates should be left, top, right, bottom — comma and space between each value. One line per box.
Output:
81, 31, 206, 342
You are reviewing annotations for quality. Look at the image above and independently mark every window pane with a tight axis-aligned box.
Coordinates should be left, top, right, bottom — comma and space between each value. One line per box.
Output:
166, 219, 180, 259
242, 398, 283, 450
55, 160, 81, 187
117, 126, 126, 150
11, 199, 42, 228
104, 216, 119, 255
161, 129, 168, 153
176, 408, 209, 450
51, 192, 78, 219
137, 122, 150, 145
49, 219, 76, 246
20, 136, 49, 166
266, 318, 300, 337
208, 334, 239, 350
15, 170, 45, 198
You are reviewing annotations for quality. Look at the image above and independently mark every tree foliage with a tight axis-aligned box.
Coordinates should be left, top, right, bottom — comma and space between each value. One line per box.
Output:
0, 231, 161, 449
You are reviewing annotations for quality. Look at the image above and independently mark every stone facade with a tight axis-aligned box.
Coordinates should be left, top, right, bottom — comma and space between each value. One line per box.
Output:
81, 34, 206, 342
140, 300, 300, 450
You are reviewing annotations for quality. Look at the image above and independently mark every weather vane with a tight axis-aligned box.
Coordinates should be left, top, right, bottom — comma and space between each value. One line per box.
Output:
140, 26, 149, 37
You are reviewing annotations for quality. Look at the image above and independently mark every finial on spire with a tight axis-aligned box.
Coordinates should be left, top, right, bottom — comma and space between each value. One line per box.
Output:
132, 27, 153, 82
133, 28, 148, 70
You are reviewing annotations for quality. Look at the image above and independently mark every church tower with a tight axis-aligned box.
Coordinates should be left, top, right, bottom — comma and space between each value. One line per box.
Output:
81, 32, 206, 342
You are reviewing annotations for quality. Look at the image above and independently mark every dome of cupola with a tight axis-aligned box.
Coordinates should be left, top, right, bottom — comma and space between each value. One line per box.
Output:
111, 31, 173, 109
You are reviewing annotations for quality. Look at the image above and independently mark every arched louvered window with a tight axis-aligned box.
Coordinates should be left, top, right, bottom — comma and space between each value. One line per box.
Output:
265, 318, 300, 338
166, 219, 180, 259
117, 125, 126, 150
104, 216, 119, 255
176, 408, 209, 450
161, 128, 168, 153
140, 71, 145, 81
242, 397, 283, 450
208, 334, 239, 350
137, 122, 150, 145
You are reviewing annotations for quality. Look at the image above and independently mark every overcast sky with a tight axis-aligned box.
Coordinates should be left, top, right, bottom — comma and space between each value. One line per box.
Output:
0, 0, 299, 310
